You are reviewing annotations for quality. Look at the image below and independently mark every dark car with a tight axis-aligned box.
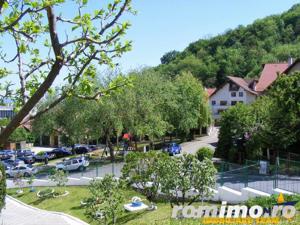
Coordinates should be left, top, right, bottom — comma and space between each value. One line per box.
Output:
3, 158, 26, 168
17, 155, 35, 164
15, 150, 35, 164
51, 147, 72, 158
88, 145, 97, 151
163, 142, 182, 156
0, 151, 12, 161
74, 145, 91, 154
16, 150, 34, 157
33, 151, 56, 162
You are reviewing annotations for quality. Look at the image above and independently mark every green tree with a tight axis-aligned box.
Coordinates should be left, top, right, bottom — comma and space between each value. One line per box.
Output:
160, 50, 180, 64
50, 169, 68, 192
85, 175, 124, 225
159, 154, 216, 207
172, 72, 211, 140
156, 4, 300, 87
0, 162, 6, 212
122, 151, 168, 202
0, 0, 135, 145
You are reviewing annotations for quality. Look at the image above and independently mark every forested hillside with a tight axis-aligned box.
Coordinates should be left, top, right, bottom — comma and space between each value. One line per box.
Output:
157, 4, 300, 87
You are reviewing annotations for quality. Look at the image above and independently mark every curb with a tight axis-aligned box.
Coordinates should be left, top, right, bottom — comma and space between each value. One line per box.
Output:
6, 195, 90, 225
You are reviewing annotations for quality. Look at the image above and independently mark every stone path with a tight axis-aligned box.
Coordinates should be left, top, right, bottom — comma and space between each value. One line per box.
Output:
1, 196, 89, 225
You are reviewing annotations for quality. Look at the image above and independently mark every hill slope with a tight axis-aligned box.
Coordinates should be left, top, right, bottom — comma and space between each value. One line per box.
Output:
157, 4, 300, 87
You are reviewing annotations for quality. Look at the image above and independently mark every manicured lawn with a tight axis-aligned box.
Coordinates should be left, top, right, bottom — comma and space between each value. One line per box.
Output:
7, 186, 300, 225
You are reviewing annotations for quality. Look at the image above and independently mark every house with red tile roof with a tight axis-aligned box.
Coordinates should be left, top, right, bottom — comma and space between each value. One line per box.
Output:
255, 63, 289, 93
209, 76, 258, 120
208, 59, 298, 120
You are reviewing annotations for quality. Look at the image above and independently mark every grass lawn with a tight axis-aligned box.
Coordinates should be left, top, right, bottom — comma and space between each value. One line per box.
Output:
7, 186, 300, 225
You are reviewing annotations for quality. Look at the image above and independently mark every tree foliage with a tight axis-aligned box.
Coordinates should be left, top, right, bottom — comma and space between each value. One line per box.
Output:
85, 175, 124, 225
32, 68, 211, 145
0, 0, 135, 145
122, 152, 216, 207
159, 154, 216, 207
218, 72, 300, 161
0, 162, 6, 212
157, 4, 300, 87
122, 151, 168, 202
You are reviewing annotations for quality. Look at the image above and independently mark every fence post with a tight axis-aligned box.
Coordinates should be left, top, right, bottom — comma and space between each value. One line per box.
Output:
244, 160, 248, 187
220, 162, 224, 186
273, 157, 279, 189
96, 164, 99, 177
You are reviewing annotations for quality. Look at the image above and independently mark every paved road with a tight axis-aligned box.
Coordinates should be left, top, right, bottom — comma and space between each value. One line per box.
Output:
181, 127, 219, 155
1, 196, 88, 225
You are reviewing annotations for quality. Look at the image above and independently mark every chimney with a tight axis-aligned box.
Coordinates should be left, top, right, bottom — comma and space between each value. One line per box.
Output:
288, 57, 294, 66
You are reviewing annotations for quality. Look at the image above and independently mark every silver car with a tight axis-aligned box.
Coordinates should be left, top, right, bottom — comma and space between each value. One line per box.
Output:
6, 165, 37, 178
56, 157, 89, 172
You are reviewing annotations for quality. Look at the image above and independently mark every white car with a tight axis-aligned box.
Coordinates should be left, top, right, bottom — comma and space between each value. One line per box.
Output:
56, 157, 89, 172
6, 165, 37, 178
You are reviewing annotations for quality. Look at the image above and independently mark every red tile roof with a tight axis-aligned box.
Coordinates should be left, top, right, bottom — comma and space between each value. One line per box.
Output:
227, 76, 258, 95
255, 63, 289, 92
206, 88, 216, 97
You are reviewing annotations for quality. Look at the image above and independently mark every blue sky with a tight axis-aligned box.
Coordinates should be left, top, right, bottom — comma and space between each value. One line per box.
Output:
116, 0, 300, 72
1, 0, 299, 88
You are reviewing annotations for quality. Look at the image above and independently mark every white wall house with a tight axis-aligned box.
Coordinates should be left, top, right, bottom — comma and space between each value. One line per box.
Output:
209, 78, 257, 120
208, 61, 296, 121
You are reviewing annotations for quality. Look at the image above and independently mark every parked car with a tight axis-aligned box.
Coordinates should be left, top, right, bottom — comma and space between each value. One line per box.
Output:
6, 165, 37, 178
73, 145, 91, 154
3, 159, 25, 168
50, 147, 72, 158
0, 151, 12, 160
2, 150, 15, 157
33, 151, 56, 162
163, 142, 182, 155
17, 155, 35, 164
88, 145, 97, 151
56, 157, 89, 172
16, 150, 34, 157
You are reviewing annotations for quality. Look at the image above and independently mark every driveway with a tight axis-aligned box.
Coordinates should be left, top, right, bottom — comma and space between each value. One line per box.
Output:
181, 127, 219, 155
1, 196, 88, 225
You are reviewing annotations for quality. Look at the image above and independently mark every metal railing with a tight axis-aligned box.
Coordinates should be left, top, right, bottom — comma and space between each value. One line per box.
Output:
217, 158, 300, 194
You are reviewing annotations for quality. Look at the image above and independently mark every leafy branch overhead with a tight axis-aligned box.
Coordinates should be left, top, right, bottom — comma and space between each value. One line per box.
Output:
0, 0, 135, 144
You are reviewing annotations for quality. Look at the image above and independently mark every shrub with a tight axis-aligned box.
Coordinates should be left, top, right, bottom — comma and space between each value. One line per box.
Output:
0, 163, 6, 212
196, 147, 214, 161
50, 170, 68, 191
85, 175, 124, 225
246, 194, 300, 210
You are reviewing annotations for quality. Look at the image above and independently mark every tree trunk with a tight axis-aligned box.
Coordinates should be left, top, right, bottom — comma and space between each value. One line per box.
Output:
0, 60, 63, 145
106, 134, 115, 162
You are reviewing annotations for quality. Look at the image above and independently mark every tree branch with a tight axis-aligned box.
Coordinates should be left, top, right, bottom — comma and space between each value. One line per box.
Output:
46, 6, 62, 57
24, 60, 52, 79
99, 0, 130, 35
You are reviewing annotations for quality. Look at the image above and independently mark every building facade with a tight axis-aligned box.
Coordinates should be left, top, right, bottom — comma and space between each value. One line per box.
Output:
0, 105, 14, 119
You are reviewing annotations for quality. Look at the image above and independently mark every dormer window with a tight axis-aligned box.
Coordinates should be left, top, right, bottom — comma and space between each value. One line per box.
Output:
229, 82, 239, 91
231, 92, 236, 97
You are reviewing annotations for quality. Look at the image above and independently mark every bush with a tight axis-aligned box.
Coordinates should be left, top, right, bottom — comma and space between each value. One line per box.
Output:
196, 147, 214, 161
246, 194, 300, 210
0, 163, 6, 212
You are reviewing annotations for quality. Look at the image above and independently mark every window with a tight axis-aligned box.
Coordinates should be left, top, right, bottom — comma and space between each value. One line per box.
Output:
220, 101, 227, 106
231, 101, 237, 106
72, 160, 78, 164
239, 92, 243, 97
211, 100, 216, 105
231, 92, 236, 97
239, 101, 244, 104
229, 82, 239, 91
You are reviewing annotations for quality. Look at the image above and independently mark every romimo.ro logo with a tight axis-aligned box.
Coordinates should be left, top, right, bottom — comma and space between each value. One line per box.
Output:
171, 195, 297, 224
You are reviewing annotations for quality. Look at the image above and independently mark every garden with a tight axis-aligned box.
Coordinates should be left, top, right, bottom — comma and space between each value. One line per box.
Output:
4, 150, 300, 225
